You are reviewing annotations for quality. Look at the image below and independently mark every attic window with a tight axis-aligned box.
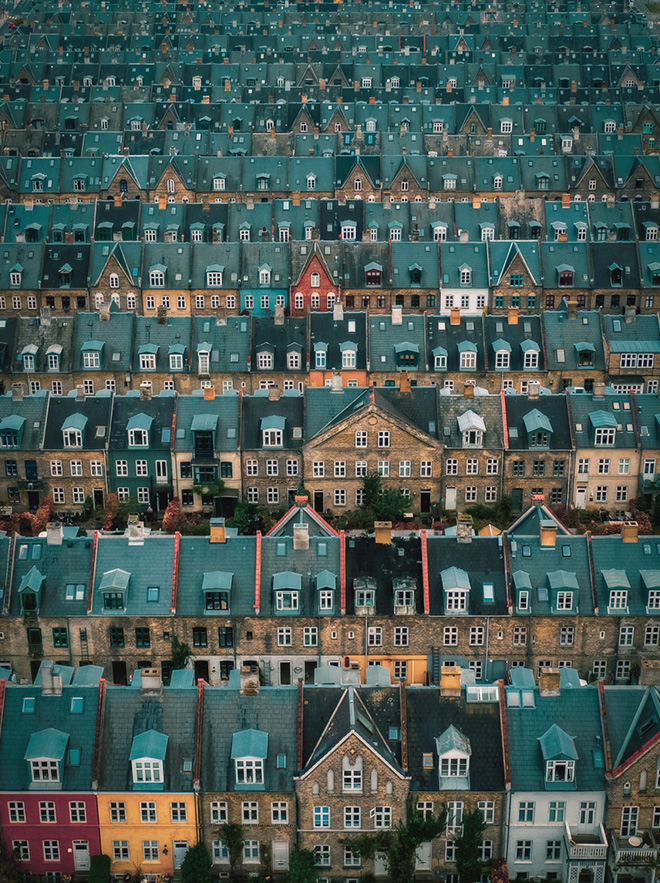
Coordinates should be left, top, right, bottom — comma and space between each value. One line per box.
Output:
422, 753, 434, 769
22, 697, 35, 713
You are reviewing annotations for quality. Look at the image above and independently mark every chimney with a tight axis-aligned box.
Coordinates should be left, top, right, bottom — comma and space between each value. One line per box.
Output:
293, 523, 310, 550
127, 516, 145, 545
539, 667, 560, 695
450, 307, 461, 326
157, 305, 167, 324
625, 305, 637, 324
76, 383, 85, 400
391, 306, 403, 325
113, 195, 122, 208
593, 381, 606, 397
527, 381, 540, 400
621, 521, 639, 544
240, 663, 260, 695
486, 127, 492, 140
566, 299, 578, 320
40, 661, 63, 696
139, 382, 152, 401
456, 513, 473, 543
11, 383, 24, 402
333, 302, 344, 321
561, 192, 571, 208
274, 304, 285, 325
440, 664, 462, 697
209, 517, 227, 543
99, 303, 111, 321
140, 667, 163, 692
507, 307, 519, 325
374, 521, 392, 544
399, 371, 411, 394
540, 519, 557, 548
463, 381, 474, 399
46, 522, 63, 545
203, 385, 216, 400
472, 195, 481, 209
331, 371, 343, 393
268, 387, 280, 401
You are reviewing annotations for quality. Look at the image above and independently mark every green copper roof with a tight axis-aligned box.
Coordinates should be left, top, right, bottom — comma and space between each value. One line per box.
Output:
523, 408, 552, 434
130, 729, 168, 761
202, 571, 233, 591
232, 729, 268, 759
538, 723, 578, 760
24, 727, 68, 761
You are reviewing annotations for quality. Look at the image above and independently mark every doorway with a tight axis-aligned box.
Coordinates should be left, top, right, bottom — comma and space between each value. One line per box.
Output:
420, 490, 431, 514
445, 486, 457, 510
93, 488, 104, 508
73, 842, 90, 871
172, 841, 189, 869
112, 661, 127, 685
314, 490, 324, 511
280, 661, 291, 685
194, 659, 209, 682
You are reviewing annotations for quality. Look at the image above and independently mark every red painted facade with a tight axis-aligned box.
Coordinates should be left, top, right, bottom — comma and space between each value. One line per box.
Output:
290, 252, 338, 314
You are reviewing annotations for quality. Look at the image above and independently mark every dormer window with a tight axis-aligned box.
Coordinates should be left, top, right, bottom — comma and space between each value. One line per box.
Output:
433, 346, 447, 371
149, 268, 165, 287
25, 729, 68, 788
341, 343, 357, 369
314, 342, 327, 369
130, 730, 167, 790
213, 175, 226, 191
591, 411, 617, 446
522, 341, 540, 370
274, 572, 301, 612
409, 264, 422, 285
493, 175, 503, 190
32, 175, 45, 192
19, 565, 44, 612
47, 345, 62, 371
232, 729, 267, 789
62, 414, 87, 448
558, 265, 574, 287
539, 724, 577, 789
317, 571, 335, 612
262, 416, 285, 447
365, 264, 382, 286
459, 265, 472, 285
259, 266, 271, 286
203, 571, 232, 611
0, 415, 24, 449
100, 568, 130, 610
458, 410, 485, 447
169, 345, 185, 371
436, 724, 471, 789
441, 567, 470, 613
493, 339, 511, 370
610, 263, 623, 287
307, 174, 316, 190
58, 264, 71, 288
257, 349, 274, 370
138, 345, 158, 371
256, 174, 270, 191
341, 222, 357, 241
524, 409, 552, 447
433, 225, 447, 242
127, 413, 152, 447
394, 578, 416, 613
287, 348, 301, 370
355, 577, 376, 612
22, 344, 37, 372
10, 265, 22, 286
459, 342, 477, 371
206, 266, 224, 287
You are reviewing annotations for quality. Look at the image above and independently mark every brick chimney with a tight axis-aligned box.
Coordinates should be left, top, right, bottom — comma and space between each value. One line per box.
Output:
293, 523, 310, 550
450, 307, 461, 325
621, 521, 639, 543
140, 667, 163, 692
203, 385, 216, 400
399, 371, 411, 394
540, 520, 557, 548
456, 513, 473, 543
209, 517, 227, 543
240, 663, 260, 695
374, 521, 392, 544
440, 664, 461, 696
538, 667, 560, 695
46, 522, 63, 545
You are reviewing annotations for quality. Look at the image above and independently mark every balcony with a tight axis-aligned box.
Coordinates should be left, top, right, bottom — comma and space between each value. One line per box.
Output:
565, 823, 608, 861
611, 832, 658, 867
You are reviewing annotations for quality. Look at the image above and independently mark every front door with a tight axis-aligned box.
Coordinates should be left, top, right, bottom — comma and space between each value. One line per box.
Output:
314, 490, 324, 512
445, 486, 456, 510
172, 841, 188, 870
93, 488, 104, 508
112, 661, 127, 685
194, 659, 209, 682
73, 841, 90, 871
27, 491, 39, 510
271, 841, 289, 872
280, 661, 291, 685
576, 486, 587, 509
420, 490, 431, 514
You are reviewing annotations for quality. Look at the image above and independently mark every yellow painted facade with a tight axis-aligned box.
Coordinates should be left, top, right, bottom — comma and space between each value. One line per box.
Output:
97, 792, 199, 876
353, 654, 428, 684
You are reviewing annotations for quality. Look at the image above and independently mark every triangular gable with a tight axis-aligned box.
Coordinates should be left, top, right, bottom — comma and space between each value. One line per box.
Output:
267, 497, 339, 538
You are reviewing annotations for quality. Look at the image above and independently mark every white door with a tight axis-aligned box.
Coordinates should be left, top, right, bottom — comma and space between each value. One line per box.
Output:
445, 486, 457, 510
73, 842, 90, 871
156, 459, 168, 483
173, 841, 189, 869
576, 486, 587, 508
272, 841, 289, 872
415, 842, 432, 871
374, 851, 389, 877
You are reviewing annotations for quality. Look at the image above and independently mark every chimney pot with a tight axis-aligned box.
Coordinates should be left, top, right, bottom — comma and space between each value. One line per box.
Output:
209, 517, 227, 543
374, 521, 392, 544
621, 521, 639, 543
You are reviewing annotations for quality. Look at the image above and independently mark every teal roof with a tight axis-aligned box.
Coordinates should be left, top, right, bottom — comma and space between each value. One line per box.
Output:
261, 415, 286, 431
231, 728, 268, 759
393, 341, 419, 354
523, 408, 552, 434
509, 667, 536, 688
0, 415, 25, 432
81, 339, 105, 351
138, 343, 159, 355
61, 413, 88, 432
126, 413, 154, 432
457, 340, 477, 353
492, 338, 512, 353
168, 344, 186, 355
441, 566, 471, 592
520, 340, 540, 353
642, 571, 660, 590
316, 570, 336, 590
130, 729, 168, 761
512, 570, 532, 590
602, 569, 630, 590
590, 410, 617, 429
547, 570, 580, 591
202, 571, 233, 591
19, 565, 44, 593
24, 727, 68, 761
191, 414, 218, 432
273, 571, 302, 590
538, 723, 578, 760
609, 340, 660, 353
575, 341, 596, 353
99, 568, 130, 592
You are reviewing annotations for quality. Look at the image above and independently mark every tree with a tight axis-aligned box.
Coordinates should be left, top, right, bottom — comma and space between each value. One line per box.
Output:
31, 497, 54, 535
345, 800, 447, 883
180, 843, 211, 883
162, 497, 186, 534
359, 473, 407, 523
216, 823, 244, 880
170, 635, 191, 670
491, 857, 510, 883
453, 808, 489, 883
285, 847, 318, 883
88, 855, 111, 883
